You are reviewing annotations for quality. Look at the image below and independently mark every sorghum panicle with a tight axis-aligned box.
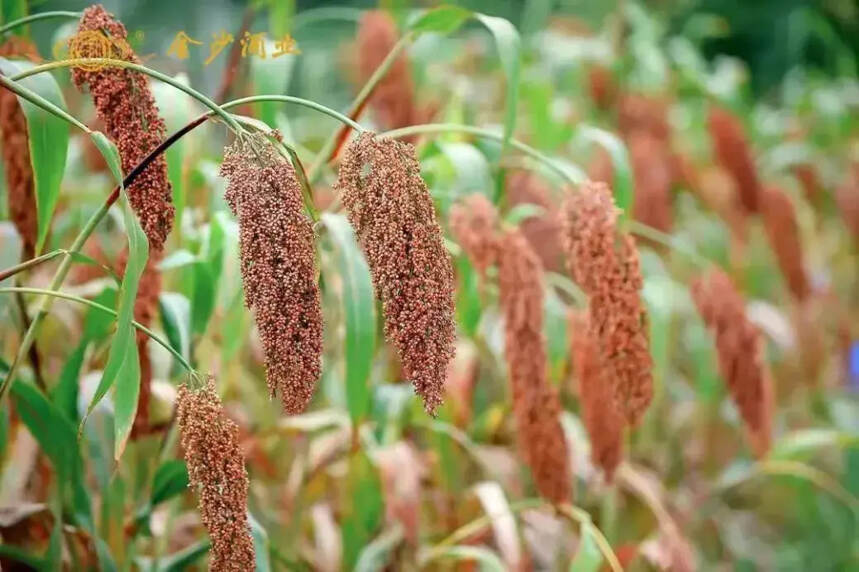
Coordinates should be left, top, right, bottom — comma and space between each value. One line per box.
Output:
0, 37, 40, 258
617, 93, 671, 142
506, 171, 565, 272
449, 193, 499, 277
760, 186, 810, 301
220, 136, 323, 414
690, 270, 774, 457
569, 310, 624, 481
835, 164, 859, 241
628, 130, 673, 233
707, 106, 761, 213
335, 133, 456, 415
498, 229, 572, 504
72, 5, 174, 251
177, 377, 255, 571
560, 182, 654, 426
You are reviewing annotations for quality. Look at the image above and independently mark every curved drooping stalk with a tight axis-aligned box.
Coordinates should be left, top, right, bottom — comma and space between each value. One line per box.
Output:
0, 11, 81, 36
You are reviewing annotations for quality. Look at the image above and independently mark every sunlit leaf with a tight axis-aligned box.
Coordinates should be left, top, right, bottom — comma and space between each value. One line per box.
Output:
409, 5, 471, 35
577, 126, 633, 215
475, 14, 521, 151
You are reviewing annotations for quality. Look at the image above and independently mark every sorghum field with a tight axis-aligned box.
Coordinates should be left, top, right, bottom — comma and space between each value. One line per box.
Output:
0, 0, 857, 570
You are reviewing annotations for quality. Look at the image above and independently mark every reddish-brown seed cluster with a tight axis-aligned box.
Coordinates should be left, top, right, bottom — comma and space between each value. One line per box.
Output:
760, 186, 810, 301
792, 164, 820, 203
72, 5, 174, 251
628, 130, 673, 233
506, 171, 565, 272
449, 193, 499, 277
568, 310, 624, 481
707, 106, 761, 214
335, 133, 456, 415
690, 270, 773, 457
561, 182, 653, 426
0, 37, 40, 258
356, 11, 420, 131
498, 229, 572, 504
835, 163, 859, 241
220, 136, 322, 414
587, 65, 616, 110
617, 93, 671, 142
176, 376, 255, 571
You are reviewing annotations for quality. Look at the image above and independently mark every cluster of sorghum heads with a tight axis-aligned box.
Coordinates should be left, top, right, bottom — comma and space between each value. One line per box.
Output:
72, 4, 174, 251
760, 186, 810, 301
506, 171, 565, 272
569, 310, 624, 481
498, 229, 572, 504
628, 130, 674, 233
561, 182, 653, 426
176, 376, 255, 570
335, 133, 456, 415
0, 37, 40, 258
220, 135, 322, 414
707, 106, 761, 214
356, 11, 421, 131
690, 269, 773, 457
449, 193, 500, 277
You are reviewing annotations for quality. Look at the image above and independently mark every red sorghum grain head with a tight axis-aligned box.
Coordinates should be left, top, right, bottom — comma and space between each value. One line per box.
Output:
498, 228, 572, 504
618, 93, 670, 141
220, 135, 322, 414
696, 165, 748, 243
176, 376, 255, 571
587, 65, 616, 110
835, 163, 859, 241
569, 310, 624, 481
506, 171, 565, 272
707, 106, 761, 213
0, 38, 40, 258
690, 270, 773, 457
792, 164, 820, 203
560, 182, 653, 426
628, 130, 673, 233
760, 186, 810, 301
356, 11, 419, 131
449, 193, 499, 277
72, 5, 174, 251
335, 132, 456, 415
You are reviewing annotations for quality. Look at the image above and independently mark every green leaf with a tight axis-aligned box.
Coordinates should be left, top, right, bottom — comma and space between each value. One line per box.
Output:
152, 75, 193, 226
504, 203, 546, 225
475, 14, 521, 151
135, 540, 211, 572
249, 513, 273, 572
429, 546, 507, 571
90, 131, 123, 185
150, 459, 189, 506
0, 58, 69, 254
409, 5, 471, 35
342, 451, 383, 569
190, 261, 215, 336
354, 525, 405, 572
577, 126, 633, 216
159, 292, 192, 364
322, 213, 376, 423
770, 429, 859, 461
52, 340, 86, 423
569, 522, 603, 572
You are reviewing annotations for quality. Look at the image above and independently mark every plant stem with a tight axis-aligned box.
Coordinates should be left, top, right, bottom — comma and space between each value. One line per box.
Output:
10, 59, 243, 135
0, 287, 192, 373
557, 503, 623, 572
220, 95, 364, 133
0, 75, 90, 132
0, 249, 64, 282
0, 11, 81, 36
626, 219, 710, 268
0, 114, 209, 404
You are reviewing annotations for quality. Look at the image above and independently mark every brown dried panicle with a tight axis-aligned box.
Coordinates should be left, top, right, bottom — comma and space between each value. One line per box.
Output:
176, 377, 255, 571
628, 130, 673, 233
707, 106, 761, 213
506, 171, 566, 272
72, 5, 174, 251
760, 186, 810, 301
356, 11, 420, 131
569, 310, 624, 481
220, 136, 322, 414
560, 182, 653, 426
690, 270, 773, 457
449, 193, 499, 277
335, 132, 456, 415
0, 37, 40, 258
498, 229, 572, 504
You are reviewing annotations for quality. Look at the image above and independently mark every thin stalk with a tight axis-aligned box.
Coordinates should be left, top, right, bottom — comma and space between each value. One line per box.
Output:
0, 75, 90, 132
0, 11, 81, 36
10, 59, 243, 134
427, 498, 545, 554
0, 113, 209, 404
284, 146, 319, 223
0, 287, 191, 373
598, 483, 619, 545
557, 503, 623, 572
307, 32, 415, 182
220, 95, 364, 133
626, 219, 710, 268
0, 249, 64, 282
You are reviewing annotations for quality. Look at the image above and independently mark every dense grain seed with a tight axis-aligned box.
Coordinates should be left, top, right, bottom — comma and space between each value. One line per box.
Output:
449, 193, 499, 277
707, 106, 761, 213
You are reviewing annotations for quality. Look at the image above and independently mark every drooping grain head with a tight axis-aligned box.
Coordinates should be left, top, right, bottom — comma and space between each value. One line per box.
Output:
760, 186, 810, 302
628, 130, 673, 233
220, 135, 322, 414
617, 93, 671, 142
498, 228, 572, 504
568, 310, 624, 481
356, 11, 420, 131
506, 171, 565, 272
449, 193, 499, 277
0, 37, 40, 258
177, 377, 255, 570
835, 163, 859, 241
560, 182, 653, 426
707, 106, 761, 214
586, 65, 616, 110
690, 270, 773, 457
72, 4, 174, 251
335, 132, 456, 415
